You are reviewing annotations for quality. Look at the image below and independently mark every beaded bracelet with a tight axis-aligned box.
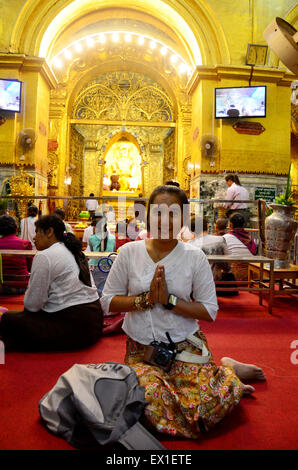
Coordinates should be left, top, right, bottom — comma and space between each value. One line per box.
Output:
134, 292, 153, 310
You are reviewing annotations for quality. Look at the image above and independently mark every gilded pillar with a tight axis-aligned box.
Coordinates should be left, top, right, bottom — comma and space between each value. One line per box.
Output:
176, 94, 192, 191
84, 138, 100, 196
48, 87, 68, 206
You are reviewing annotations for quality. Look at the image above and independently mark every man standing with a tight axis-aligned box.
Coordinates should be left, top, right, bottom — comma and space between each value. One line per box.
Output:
86, 193, 99, 219
224, 174, 250, 226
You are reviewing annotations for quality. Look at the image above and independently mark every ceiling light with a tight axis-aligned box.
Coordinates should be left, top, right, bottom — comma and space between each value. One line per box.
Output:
98, 33, 106, 44
178, 63, 187, 73
125, 33, 132, 42
138, 36, 145, 45
149, 40, 156, 50
53, 58, 63, 68
160, 46, 168, 56
171, 54, 178, 64
64, 49, 72, 60
75, 42, 83, 52
112, 33, 119, 43
86, 37, 95, 47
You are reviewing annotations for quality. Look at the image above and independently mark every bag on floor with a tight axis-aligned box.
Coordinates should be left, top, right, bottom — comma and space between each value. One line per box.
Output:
39, 361, 165, 450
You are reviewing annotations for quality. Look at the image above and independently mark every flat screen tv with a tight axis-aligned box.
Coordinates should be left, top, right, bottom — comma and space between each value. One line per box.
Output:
0, 78, 22, 113
215, 85, 266, 119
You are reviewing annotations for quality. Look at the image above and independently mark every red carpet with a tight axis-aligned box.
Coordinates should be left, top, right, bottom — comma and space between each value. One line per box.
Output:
0, 292, 297, 450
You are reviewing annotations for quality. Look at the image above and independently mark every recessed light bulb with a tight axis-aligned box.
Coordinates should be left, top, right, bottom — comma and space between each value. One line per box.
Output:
53, 58, 63, 68
75, 42, 83, 52
179, 63, 187, 73
98, 34, 106, 44
86, 37, 95, 47
64, 49, 72, 60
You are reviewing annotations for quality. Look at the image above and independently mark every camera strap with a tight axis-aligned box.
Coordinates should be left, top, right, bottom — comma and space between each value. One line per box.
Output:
175, 333, 211, 364
148, 311, 210, 365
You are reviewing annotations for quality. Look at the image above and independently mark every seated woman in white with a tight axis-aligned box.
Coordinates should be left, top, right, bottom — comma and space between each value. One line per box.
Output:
0, 215, 103, 351
100, 185, 265, 440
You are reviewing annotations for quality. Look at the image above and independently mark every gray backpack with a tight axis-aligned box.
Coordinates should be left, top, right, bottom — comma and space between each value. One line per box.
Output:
39, 361, 165, 450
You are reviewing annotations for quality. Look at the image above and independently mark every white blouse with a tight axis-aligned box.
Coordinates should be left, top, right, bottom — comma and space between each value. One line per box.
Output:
223, 233, 254, 256
100, 240, 218, 345
24, 242, 99, 313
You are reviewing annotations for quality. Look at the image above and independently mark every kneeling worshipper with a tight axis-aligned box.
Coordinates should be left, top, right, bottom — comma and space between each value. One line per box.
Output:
101, 184, 265, 439
0, 215, 32, 294
0, 215, 103, 351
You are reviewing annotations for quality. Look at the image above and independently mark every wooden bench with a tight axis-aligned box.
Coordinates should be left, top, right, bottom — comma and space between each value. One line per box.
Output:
248, 262, 298, 305
206, 255, 275, 314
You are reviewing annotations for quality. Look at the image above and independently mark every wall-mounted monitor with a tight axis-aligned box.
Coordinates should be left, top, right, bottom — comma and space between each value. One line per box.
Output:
215, 85, 266, 119
0, 78, 22, 113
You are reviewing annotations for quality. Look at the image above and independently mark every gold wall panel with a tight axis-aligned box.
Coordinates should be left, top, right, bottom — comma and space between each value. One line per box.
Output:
72, 72, 174, 122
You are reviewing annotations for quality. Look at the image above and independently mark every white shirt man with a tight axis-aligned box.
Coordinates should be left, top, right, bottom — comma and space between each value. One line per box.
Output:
86, 194, 99, 214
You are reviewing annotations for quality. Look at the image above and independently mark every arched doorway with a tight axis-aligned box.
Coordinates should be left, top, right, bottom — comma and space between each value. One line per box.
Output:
67, 71, 177, 214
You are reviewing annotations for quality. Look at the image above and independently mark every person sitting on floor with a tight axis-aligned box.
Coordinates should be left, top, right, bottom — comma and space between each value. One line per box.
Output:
214, 217, 228, 236
20, 205, 38, 249
0, 215, 103, 351
0, 215, 32, 294
88, 213, 116, 268
223, 212, 257, 280
101, 184, 265, 441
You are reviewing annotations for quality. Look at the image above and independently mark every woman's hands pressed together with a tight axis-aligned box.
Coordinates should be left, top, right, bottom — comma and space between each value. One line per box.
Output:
149, 264, 169, 306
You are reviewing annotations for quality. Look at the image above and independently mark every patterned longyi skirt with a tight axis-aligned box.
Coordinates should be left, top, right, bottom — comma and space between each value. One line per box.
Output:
124, 330, 244, 438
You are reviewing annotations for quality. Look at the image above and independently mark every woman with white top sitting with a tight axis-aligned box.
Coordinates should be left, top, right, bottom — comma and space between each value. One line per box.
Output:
100, 185, 265, 439
0, 215, 103, 351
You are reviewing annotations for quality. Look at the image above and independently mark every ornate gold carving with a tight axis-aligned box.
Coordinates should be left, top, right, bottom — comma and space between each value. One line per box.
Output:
163, 129, 175, 182
9, 168, 34, 218
47, 150, 59, 188
72, 72, 174, 122
68, 127, 85, 217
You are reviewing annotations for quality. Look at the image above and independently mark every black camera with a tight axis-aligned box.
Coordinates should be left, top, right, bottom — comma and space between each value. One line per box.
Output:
143, 333, 177, 372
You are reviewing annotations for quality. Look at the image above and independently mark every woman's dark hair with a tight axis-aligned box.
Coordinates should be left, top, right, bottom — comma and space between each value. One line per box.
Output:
225, 174, 241, 186
35, 215, 91, 286
28, 205, 38, 217
0, 215, 17, 236
147, 185, 189, 229
165, 180, 180, 188
229, 212, 245, 228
